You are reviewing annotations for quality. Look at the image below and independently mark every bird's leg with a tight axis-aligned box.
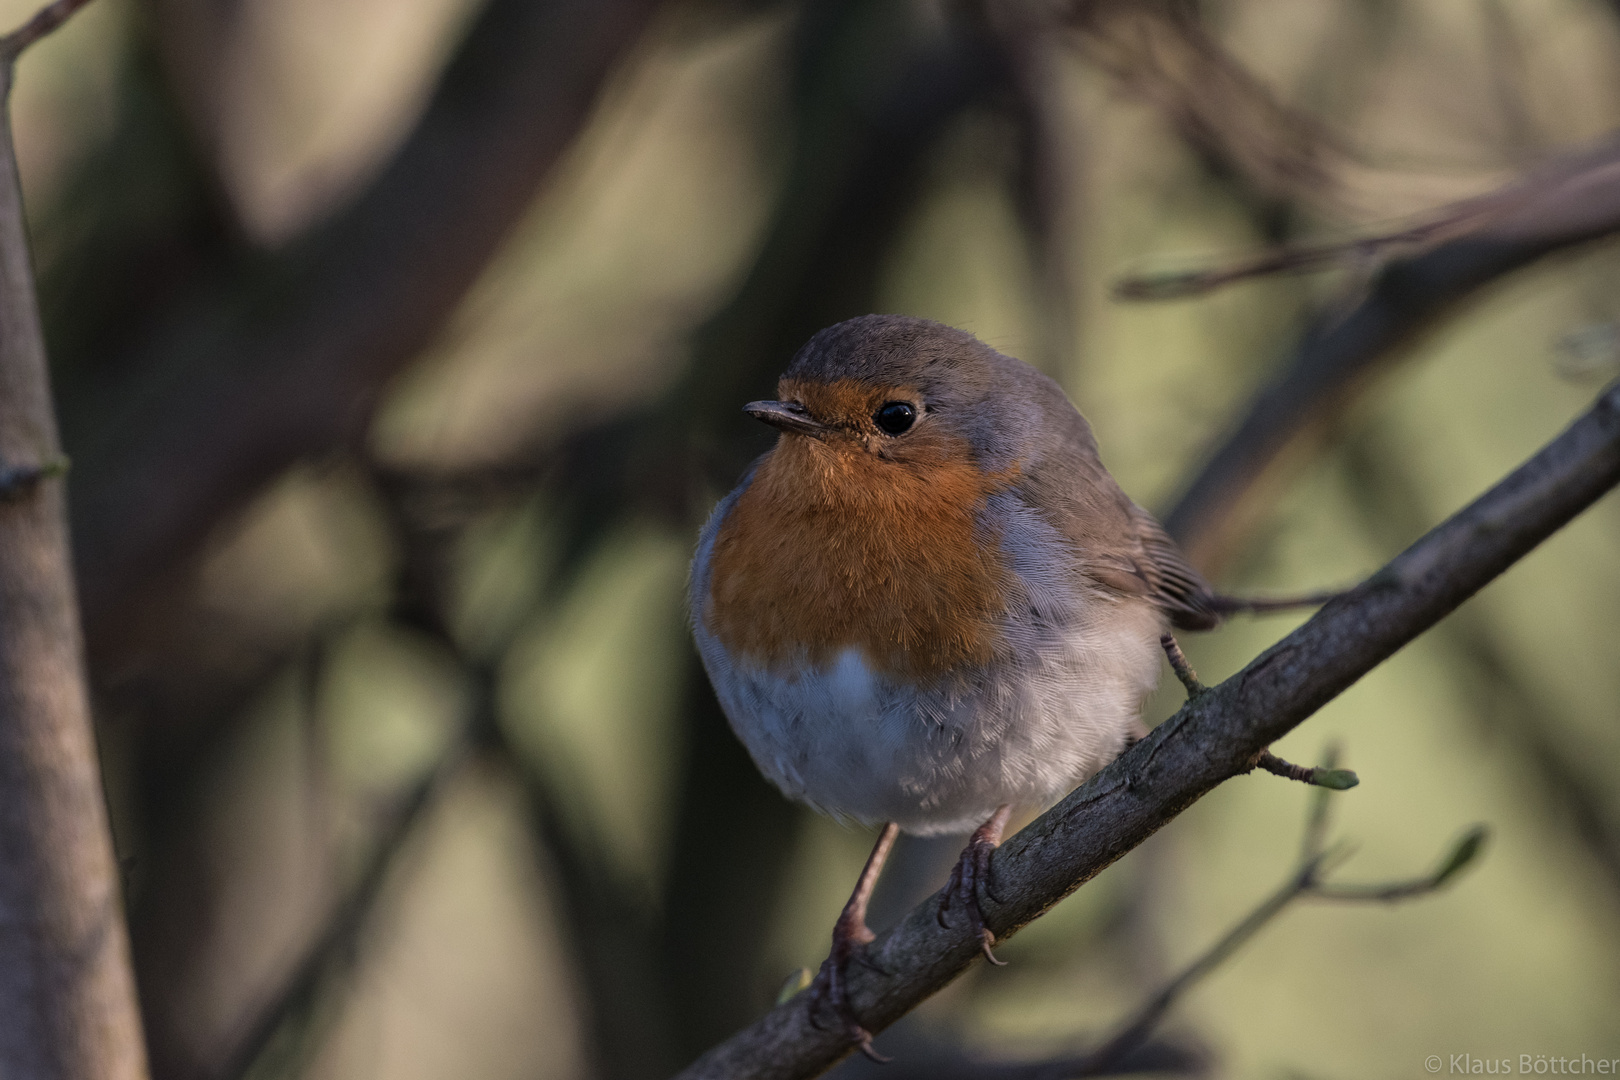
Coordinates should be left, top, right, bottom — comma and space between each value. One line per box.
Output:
937, 803, 1012, 966
808, 821, 899, 1062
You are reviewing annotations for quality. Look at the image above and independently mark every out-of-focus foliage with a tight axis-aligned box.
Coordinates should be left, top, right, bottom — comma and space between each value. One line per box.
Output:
15, 0, 1620, 1077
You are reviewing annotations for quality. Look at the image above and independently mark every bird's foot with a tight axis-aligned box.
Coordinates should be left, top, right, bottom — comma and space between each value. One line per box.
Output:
807, 907, 889, 1062
805, 822, 899, 1061
936, 804, 1012, 966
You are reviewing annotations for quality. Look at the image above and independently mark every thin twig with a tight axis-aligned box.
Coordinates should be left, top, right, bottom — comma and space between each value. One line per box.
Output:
1159, 634, 1205, 697
1075, 756, 1480, 1075
1112, 211, 1495, 301
1255, 750, 1359, 790
0, 0, 94, 61
674, 379, 1620, 1080
1312, 827, 1489, 904
1076, 858, 1320, 1076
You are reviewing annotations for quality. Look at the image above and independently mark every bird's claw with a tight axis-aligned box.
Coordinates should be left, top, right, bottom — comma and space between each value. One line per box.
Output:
937, 828, 1007, 966
807, 910, 887, 1059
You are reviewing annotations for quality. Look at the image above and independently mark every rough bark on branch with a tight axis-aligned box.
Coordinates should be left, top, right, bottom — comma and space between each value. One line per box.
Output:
0, 3, 150, 1076
674, 379, 1620, 1080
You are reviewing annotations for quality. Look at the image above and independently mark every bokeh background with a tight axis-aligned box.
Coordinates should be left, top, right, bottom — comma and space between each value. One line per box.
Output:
14, 0, 1620, 1077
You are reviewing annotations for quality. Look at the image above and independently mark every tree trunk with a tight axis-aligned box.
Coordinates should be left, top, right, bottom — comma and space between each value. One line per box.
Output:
0, 48, 150, 1080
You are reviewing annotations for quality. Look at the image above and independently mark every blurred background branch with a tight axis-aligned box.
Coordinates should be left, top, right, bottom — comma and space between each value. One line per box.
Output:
1161, 133, 1620, 569
1075, 749, 1485, 1077
68, 0, 666, 660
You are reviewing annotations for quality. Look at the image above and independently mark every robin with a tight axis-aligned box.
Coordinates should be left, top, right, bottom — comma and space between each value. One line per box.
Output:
689, 314, 1239, 1055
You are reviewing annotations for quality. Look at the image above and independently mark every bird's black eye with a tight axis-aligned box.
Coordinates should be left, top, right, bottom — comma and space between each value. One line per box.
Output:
874, 401, 916, 435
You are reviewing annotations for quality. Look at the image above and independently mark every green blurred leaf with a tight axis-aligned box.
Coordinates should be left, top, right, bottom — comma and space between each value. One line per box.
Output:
1432, 826, 1490, 886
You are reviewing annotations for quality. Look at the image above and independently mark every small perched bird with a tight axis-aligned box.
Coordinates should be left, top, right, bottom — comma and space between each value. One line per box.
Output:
689, 314, 1225, 1054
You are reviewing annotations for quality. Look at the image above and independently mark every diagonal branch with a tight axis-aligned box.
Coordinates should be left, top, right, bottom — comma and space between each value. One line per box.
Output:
673, 379, 1620, 1080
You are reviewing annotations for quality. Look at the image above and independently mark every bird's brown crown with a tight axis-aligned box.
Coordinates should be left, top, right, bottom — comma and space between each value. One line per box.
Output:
704, 376, 1020, 681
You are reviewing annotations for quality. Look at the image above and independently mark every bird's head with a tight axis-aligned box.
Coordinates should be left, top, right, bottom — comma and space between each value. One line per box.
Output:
743, 314, 1037, 473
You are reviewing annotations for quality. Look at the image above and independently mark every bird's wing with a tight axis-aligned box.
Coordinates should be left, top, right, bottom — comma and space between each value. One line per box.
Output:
1007, 371, 1220, 631
1079, 502, 1218, 631
1017, 461, 1218, 632
1127, 506, 1219, 630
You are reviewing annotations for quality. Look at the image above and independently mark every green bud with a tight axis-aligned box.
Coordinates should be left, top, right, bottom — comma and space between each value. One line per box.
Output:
1314, 768, 1359, 790
776, 967, 813, 1005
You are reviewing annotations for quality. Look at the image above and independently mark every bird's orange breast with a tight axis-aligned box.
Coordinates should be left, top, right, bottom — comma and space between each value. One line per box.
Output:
704, 432, 1018, 680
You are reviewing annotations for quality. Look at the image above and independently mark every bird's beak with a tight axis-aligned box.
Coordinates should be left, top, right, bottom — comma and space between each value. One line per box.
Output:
744, 400, 827, 436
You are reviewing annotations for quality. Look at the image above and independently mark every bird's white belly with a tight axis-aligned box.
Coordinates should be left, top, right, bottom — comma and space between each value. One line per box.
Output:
694, 598, 1165, 835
